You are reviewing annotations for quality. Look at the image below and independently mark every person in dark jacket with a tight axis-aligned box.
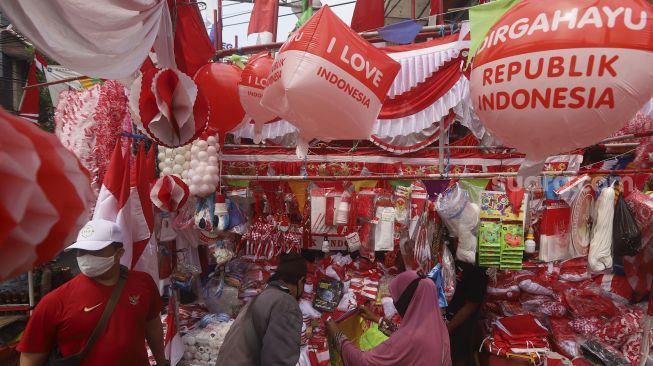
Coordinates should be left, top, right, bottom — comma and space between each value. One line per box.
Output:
217, 253, 307, 366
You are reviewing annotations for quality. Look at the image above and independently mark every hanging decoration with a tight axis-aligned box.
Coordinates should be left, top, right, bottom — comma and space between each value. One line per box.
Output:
150, 175, 190, 212
130, 68, 209, 147
470, 0, 653, 164
239, 52, 278, 143
0, 108, 94, 280
195, 62, 247, 144
157, 145, 192, 184
260, 6, 400, 143
187, 135, 221, 197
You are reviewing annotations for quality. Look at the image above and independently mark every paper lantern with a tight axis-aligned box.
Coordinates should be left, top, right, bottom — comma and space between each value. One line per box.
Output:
130, 68, 209, 147
470, 0, 653, 162
0, 108, 94, 280
150, 175, 190, 212
194, 62, 246, 142
239, 52, 278, 142
260, 6, 401, 142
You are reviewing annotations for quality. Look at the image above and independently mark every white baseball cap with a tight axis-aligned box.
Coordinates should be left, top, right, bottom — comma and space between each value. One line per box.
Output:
66, 219, 124, 251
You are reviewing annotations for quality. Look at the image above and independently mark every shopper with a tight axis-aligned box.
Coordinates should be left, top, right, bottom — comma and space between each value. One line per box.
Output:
17, 219, 167, 366
327, 270, 452, 366
217, 253, 307, 366
446, 241, 488, 366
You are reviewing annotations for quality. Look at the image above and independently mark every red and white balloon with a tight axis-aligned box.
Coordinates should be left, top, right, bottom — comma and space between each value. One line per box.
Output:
239, 52, 277, 142
0, 108, 94, 280
470, 0, 653, 161
130, 68, 209, 147
150, 175, 190, 212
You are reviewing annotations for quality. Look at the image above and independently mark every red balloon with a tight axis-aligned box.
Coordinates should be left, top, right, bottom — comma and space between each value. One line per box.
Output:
239, 52, 277, 126
194, 63, 246, 141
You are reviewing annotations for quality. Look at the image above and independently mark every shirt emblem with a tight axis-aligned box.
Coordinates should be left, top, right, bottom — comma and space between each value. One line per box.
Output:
83, 303, 102, 312
129, 295, 140, 306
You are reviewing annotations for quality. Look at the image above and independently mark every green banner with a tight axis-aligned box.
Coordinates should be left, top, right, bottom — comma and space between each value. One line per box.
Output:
468, 0, 522, 64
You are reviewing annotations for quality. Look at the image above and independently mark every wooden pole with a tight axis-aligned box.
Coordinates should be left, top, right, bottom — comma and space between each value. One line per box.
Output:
213, 9, 219, 50
272, 0, 280, 42
411, 0, 416, 19
217, 0, 223, 50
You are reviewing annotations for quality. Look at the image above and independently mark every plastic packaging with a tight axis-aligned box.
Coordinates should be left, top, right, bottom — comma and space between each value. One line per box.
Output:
613, 194, 642, 257
427, 264, 448, 308
435, 183, 480, 264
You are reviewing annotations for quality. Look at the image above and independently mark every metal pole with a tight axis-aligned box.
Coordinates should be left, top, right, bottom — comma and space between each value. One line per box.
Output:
437, 0, 444, 25
235, 35, 239, 49
28, 271, 34, 314
219, 169, 653, 182
23, 75, 89, 90
272, 0, 280, 42
438, 124, 446, 173
213, 9, 219, 50
217, 0, 223, 50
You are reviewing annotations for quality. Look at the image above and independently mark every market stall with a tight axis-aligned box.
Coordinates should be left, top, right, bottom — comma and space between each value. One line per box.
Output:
0, 0, 653, 365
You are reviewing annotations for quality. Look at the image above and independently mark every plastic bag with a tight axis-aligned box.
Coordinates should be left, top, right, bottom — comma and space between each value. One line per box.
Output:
580, 339, 630, 366
359, 323, 389, 351
441, 245, 456, 303
613, 194, 642, 257
427, 264, 448, 308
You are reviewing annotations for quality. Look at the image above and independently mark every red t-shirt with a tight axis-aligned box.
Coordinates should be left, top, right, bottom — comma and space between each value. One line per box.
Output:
17, 270, 163, 366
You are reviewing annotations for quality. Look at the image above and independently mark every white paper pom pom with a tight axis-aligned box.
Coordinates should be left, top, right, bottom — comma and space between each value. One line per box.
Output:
162, 167, 173, 176
198, 151, 208, 161
173, 164, 184, 174
206, 165, 218, 175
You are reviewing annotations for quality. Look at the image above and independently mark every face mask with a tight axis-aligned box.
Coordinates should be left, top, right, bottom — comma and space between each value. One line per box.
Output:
77, 254, 116, 278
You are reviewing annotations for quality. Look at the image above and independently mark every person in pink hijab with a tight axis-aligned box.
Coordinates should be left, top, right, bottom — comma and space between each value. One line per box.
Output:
326, 270, 452, 366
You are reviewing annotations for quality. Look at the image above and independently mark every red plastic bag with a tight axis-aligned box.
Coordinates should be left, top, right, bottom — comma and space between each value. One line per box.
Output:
563, 289, 618, 319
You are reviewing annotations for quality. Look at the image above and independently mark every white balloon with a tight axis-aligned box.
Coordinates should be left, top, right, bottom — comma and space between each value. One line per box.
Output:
208, 156, 218, 165
207, 146, 217, 156
162, 167, 173, 176
157, 152, 166, 161
183, 162, 190, 170
212, 174, 221, 185
185, 151, 191, 160
191, 145, 199, 154
202, 175, 214, 184
197, 140, 208, 150
158, 162, 166, 171
191, 174, 202, 184
174, 155, 185, 164
199, 184, 211, 196
190, 160, 199, 169
207, 136, 217, 146
165, 148, 175, 157
189, 184, 198, 195
173, 165, 184, 174
198, 151, 208, 161
206, 165, 218, 175
181, 171, 188, 179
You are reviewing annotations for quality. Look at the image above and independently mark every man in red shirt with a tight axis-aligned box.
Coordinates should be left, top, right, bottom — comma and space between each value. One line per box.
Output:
17, 219, 168, 366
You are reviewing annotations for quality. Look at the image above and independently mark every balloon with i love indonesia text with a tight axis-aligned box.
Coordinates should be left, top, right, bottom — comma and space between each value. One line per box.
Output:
470, 0, 653, 161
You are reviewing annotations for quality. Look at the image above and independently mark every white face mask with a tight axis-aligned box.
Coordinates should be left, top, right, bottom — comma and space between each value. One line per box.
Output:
77, 253, 116, 278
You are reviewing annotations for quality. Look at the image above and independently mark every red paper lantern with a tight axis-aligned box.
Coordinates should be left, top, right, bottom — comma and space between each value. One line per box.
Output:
239, 52, 277, 141
194, 62, 246, 142
0, 108, 94, 280
130, 68, 209, 147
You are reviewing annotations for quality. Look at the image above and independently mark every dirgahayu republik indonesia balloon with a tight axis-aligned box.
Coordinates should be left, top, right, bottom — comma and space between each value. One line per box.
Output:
470, 0, 653, 166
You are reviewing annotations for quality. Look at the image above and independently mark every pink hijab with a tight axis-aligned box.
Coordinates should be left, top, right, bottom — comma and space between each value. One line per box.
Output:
340, 271, 452, 366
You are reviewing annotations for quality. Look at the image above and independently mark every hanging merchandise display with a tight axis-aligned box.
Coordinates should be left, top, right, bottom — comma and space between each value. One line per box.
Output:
435, 183, 480, 264
0, 108, 94, 280
538, 200, 572, 263
130, 68, 209, 147
187, 136, 221, 197
612, 194, 642, 257
589, 185, 616, 272
238, 52, 278, 143
260, 6, 401, 145
158, 144, 192, 184
194, 62, 247, 144
470, 0, 653, 166
150, 175, 190, 212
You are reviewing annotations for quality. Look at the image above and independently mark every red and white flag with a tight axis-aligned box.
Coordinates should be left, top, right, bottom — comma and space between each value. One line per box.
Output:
93, 141, 158, 283
248, 0, 278, 44
164, 294, 184, 366
18, 52, 47, 123
350, 0, 384, 32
